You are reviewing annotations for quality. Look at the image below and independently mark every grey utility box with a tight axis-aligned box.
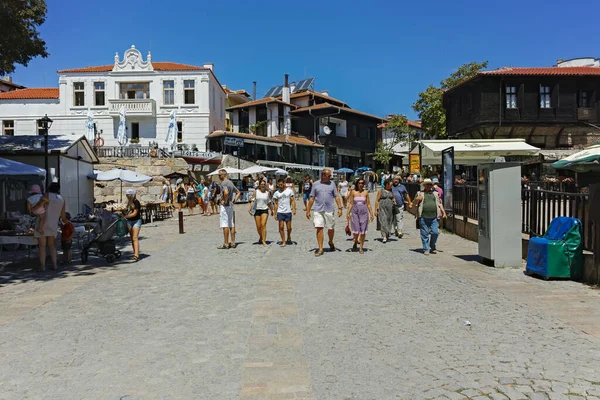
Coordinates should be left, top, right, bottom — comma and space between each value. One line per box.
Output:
477, 162, 522, 267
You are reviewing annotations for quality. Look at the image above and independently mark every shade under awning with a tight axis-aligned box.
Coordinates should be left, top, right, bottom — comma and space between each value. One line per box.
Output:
0, 157, 46, 179
412, 139, 540, 165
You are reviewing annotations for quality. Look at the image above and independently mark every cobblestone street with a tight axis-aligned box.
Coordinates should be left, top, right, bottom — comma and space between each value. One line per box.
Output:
1, 201, 600, 400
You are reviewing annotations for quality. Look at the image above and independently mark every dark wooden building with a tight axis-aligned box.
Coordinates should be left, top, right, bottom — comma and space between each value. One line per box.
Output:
443, 64, 600, 150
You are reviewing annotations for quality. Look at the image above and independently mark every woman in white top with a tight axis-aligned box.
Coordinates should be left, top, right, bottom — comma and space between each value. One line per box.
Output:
338, 177, 350, 208
248, 180, 274, 246
31, 182, 66, 272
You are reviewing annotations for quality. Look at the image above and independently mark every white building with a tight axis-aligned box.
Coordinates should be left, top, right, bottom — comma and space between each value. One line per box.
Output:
0, 45, 226, 150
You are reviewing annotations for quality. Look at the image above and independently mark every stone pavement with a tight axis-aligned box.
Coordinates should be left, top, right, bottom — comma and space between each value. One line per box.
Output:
1, 199, 600, 400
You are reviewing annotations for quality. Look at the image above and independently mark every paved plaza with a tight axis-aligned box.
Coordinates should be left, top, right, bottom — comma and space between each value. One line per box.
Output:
1, 200, 600, 400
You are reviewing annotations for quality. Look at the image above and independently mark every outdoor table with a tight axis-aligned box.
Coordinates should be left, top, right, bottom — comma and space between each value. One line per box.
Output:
0, 235, 38, 259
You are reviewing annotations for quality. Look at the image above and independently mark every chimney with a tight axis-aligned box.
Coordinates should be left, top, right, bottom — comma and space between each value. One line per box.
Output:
282, 74, 290, 103
253, 81, 257, 100
203, 63, 214, 71
321, 90, 329, 97
290, 81, 296, 93
3, 76, 12, 83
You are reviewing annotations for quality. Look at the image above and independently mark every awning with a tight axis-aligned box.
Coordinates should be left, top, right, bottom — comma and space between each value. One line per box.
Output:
0, 157, 46, 179
411, 139, 540, 165
256, 160, 325, 171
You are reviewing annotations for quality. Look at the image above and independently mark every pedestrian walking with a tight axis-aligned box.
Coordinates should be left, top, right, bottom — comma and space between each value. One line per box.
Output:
301, 174, 313, 211
175, 179, 186, 212
305, 168, 343, 257
432, 176, 444, 199
374, 178, 396, 243
186, 181, 197, 215
61, 212, 74, 265
338, 176, 350, 208
412, 178, 447, 255
346, 178, 373, 254
124, 188, 142, 261
159, 180, 171, 203
273, 178, 296, 246
217, 169, 241, 249
31, 182, 66, 271
208, 178, 220, 216
196, 179, 205, 214
391, 176, 412, 238
248, 180, 273, 246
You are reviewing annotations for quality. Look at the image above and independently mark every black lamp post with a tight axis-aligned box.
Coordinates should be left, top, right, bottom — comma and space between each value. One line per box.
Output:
37, 114, 53, 184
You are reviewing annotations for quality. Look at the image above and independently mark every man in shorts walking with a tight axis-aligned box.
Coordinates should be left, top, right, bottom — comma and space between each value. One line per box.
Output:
305, 168, 343, 256
273, 178, 296, 247
218, 169, 240, 249
301, 174, 313, 211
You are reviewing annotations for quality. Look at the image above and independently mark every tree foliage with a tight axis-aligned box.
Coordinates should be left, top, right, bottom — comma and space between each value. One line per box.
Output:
373, 114, 418, 168
0, 0, 49, 76
412, 61, 488, 139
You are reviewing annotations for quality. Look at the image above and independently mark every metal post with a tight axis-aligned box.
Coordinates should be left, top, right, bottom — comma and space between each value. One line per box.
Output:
178, 210, 184, 234
44, 129, 49, 184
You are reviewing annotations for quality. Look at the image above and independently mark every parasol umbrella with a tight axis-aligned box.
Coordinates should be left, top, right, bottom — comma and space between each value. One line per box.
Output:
86, 111, 95, 142
207, 167, 243, 176
92, 168, 152, 202
117, 106, 127, 147
273, 168, 288, 175
240, 165, 277, 175
337, 167, 354, 174
355, 166, 372, 173
551, 143, 600, 172
165, 110, 177, 150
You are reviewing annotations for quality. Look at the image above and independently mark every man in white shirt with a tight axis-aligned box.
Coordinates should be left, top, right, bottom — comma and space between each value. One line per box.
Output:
273, 178, 297, 247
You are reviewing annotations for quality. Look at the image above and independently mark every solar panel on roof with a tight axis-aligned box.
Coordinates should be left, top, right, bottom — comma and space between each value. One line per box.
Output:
294, 78, 315, 92
264, 86, 278, 97
272, 85, 283, 96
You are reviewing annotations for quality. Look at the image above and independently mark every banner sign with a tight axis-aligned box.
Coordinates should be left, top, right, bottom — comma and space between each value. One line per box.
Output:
173, 151, 221, 159
441, 146, 454, 213
409, 154, 420, 174
224, 137, 244, 147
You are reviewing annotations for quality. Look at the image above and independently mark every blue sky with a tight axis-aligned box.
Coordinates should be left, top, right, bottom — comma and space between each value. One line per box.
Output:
11, 0, 600, 119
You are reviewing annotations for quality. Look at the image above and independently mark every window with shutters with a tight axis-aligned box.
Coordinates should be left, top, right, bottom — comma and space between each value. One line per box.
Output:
506, 86, 517, 109
184, 80, 195, 104
74, 82, 85, 106
2, 120, 14, 136
94, 82, 105, 106
540, 86, 551, 109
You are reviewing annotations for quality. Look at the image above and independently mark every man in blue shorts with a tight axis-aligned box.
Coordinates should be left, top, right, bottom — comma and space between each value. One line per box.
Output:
273, 178, 296, 247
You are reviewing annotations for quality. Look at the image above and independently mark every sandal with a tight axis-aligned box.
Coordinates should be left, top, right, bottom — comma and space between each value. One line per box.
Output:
328, 242, 336, 251
352, 242, 358, 252
229, 243, 237, 249
315, 250, 324, 257
132, 255, 139, 262
217, 245, 229, 250
359, 249, 364, 254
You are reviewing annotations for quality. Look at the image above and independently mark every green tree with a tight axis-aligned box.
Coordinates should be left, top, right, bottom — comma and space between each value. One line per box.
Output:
412, 61, 488, 139
0, 0, 49, 76
373, 114, 418, 169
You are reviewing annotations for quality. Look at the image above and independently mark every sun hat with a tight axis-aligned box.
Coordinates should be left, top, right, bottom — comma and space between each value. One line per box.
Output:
432, 177, 439, 183
29, 184, 42, 194
126, 188, 137, 195
176, 178, 183, 184
423, 178, 433, 185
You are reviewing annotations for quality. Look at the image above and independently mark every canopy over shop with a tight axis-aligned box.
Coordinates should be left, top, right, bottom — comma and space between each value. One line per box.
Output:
0, 135, 99, 216
411, 139, 541, 166
0, 157, 46, 216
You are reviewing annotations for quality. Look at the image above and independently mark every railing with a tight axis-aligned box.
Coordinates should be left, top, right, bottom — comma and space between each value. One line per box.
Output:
452, 184, 478, 220
108, 99, 156, 115
522, 188, 593, 251
95, 146, 171, 158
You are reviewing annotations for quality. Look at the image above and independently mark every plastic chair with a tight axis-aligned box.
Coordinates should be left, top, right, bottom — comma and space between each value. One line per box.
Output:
525, 216, 583, 279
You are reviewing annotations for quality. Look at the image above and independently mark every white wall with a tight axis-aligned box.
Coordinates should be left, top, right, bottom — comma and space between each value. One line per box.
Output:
292, 97, 310, 108
268, 103, 279, 136
0, 50, 226, 149
59, 156, 94, 216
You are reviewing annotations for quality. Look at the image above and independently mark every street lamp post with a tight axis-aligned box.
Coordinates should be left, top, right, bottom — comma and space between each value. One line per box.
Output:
37, 114, 53, 185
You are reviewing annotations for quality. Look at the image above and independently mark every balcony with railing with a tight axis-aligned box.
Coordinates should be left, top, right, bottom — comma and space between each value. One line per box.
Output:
108, 99, 156, 117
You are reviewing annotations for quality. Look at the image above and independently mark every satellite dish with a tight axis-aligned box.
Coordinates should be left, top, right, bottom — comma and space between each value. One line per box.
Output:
323, 126, 332, 135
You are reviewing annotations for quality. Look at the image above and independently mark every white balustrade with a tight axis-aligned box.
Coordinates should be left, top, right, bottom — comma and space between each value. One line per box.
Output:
108, 99, 155, 116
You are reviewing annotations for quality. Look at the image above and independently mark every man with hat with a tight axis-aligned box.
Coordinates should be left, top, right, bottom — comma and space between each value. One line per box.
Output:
412, 178, 446, 255
432, 176, 444, 199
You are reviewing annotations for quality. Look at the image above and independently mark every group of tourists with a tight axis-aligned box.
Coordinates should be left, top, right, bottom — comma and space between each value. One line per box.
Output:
213, 168, 447, 256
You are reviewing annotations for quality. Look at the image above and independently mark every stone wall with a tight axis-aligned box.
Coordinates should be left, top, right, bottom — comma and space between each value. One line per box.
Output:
94, 157, 189, 204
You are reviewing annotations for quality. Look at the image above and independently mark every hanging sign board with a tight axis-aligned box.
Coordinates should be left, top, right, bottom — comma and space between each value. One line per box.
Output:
409, 154, 421, 174
224, 137, 244, 147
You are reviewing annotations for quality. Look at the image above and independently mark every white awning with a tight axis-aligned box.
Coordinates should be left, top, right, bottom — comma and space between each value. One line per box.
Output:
256, 160, 325, 171
411, 139, 540, 165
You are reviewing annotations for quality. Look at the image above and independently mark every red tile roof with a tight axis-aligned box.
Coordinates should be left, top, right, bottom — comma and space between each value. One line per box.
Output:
290, 102, 384, 121
289, 90, 349, 107
0, 88, 59, 99
226, 97, 298, 111
58, 62, 207, 73
481, 66, 600, 76
378, 120, 422, 129
207, 131, 323, 147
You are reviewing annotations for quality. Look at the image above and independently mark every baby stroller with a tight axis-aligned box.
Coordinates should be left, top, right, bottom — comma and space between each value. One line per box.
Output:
81, 210, 126, 263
